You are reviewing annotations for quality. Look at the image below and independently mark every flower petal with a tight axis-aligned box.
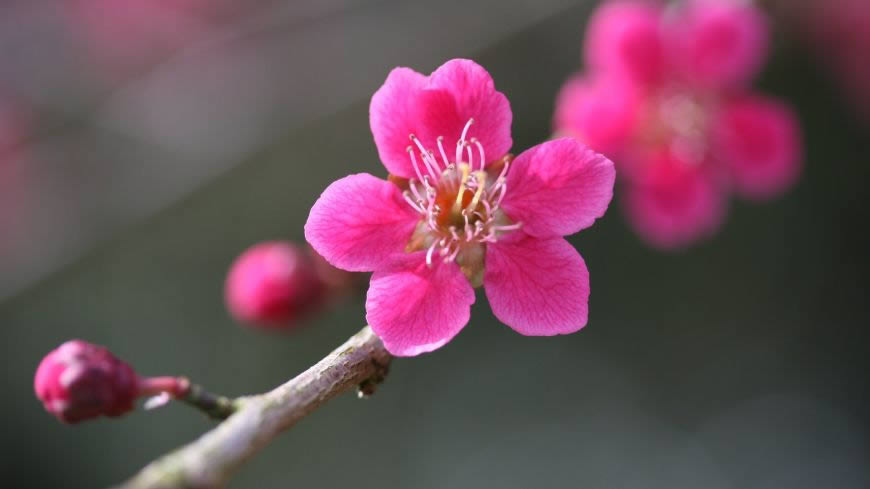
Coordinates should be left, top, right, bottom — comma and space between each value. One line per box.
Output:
553, 73, 640, 155
426, 59, 513, 166
584, 0, 665, 85
669, 0, 768, 88
370, 60, 513, 178
622, 152, 727, 249
305, 173, 419, 272
484, 233, 590, 336
713, 94, 802, 200
366, 253, 475, 356
500, 138, 615, 238
369, 67, 428, 178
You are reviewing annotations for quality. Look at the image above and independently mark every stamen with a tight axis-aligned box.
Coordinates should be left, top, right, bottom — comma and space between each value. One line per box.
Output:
407, 145, 426, 184
481, 199, 492, 216
428, 151, 442, 173
460, 118, 474, 143
410, 135, 439, 180
497, 160, 510, 182
468, 171, 487, 210
493, 181, 507, 208
426, 242, 438, 266
436, 136, 450, 168
408, 180, 423, 202
493, 223, 523, 232
471, 138, 485, 171
455, 140, 465, 167
445, 246, 461, 263
465, 145, 474, 170
402, 191, 424, 213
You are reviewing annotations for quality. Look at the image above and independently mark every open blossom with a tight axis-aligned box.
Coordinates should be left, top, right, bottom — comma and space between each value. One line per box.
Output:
555, 0, 802, 249
306, 59, 615, 356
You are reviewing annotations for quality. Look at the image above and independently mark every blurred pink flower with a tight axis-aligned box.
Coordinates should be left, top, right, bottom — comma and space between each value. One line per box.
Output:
555, 0, 801, 250
306, 59, 615, 356
225, 241, 325, 329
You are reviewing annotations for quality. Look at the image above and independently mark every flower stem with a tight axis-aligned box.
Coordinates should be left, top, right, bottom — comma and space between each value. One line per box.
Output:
115, 326, 391, 489
139, 376, 240, 420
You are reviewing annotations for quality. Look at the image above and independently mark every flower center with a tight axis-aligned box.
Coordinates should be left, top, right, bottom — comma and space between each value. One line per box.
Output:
639, 89, 712, 166
401, 119, 520, 286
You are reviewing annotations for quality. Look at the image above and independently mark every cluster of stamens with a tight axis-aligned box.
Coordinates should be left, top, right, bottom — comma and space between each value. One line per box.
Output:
656, 91, 711, 165
402, 119, 520, 269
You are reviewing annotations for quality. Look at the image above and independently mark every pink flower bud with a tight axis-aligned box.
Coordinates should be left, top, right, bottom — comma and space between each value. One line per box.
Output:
34, 340, 141, 424
225, 241, 324, 328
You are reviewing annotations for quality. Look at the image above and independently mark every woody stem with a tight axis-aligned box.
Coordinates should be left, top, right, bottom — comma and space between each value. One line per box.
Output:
115, 326, 391, 489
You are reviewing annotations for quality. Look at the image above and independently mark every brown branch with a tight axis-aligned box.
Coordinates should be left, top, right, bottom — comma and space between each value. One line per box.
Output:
115, 326, 391, 489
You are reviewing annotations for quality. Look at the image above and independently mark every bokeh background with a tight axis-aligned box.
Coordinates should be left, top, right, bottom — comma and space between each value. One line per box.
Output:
2, 0, 868, 487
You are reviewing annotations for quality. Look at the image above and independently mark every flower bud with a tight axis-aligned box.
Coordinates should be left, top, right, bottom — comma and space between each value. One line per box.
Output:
225, 241, 324, 328
34, 340, 141, 424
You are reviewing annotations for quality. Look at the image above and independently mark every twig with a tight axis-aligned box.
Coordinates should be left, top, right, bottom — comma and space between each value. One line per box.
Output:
115, 326, 391, 489
177, 383, 241, 421
140, 377, 240, 421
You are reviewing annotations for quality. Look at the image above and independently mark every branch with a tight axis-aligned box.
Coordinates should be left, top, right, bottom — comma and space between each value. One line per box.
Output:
115, 326, 391, 489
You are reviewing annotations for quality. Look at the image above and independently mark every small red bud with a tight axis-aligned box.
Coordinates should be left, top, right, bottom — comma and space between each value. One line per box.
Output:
225, 241, 324, 328
34, 340, 141, 424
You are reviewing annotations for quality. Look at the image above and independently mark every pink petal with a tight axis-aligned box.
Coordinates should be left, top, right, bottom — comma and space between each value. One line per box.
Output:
305, 173, 419, 272
669, 0, 769, 89
484, 233, 590, 336
366, 253, 475, 356
553, 73, 640, 156
369, 67, 428, 178
426, 59, 513, 167
623, 152, 727, 249
500, 138, 616, 238
369, 60, 513, 178
713, 94, 802, 200
584, 0, 665, 85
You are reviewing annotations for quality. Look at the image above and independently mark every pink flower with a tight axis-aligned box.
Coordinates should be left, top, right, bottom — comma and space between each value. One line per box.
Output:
306, 59, 615, 356
225, 241, 325, 329
555, 0, 801, 250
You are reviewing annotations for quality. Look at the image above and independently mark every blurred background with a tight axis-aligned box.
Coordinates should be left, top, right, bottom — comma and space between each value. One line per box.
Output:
2, 0, 868, 487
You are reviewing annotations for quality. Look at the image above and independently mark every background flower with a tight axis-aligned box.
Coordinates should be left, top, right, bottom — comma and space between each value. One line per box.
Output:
555, 0, 802, 249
